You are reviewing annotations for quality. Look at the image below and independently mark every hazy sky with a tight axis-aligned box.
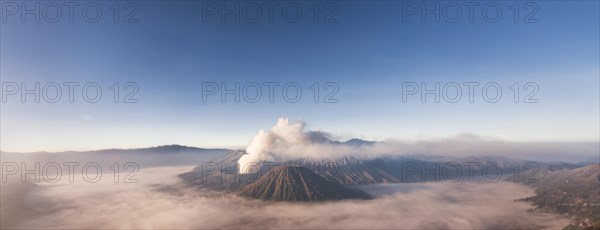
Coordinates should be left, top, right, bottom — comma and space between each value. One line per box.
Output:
1, 1, 598, 152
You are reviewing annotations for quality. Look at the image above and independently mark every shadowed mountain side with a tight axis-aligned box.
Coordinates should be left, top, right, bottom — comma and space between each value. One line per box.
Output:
238, 166, 371, 202
509, 163, 600, 229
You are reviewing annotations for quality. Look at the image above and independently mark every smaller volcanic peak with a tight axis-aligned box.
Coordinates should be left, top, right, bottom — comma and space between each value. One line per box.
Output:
238, 166, 371, 202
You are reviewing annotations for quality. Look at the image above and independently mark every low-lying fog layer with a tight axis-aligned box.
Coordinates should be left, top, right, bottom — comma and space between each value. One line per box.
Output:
1, 165, 571, 229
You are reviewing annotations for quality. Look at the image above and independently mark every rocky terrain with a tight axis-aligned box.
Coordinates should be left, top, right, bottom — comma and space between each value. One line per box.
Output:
512, 164, 600, 229
238, 165, 371, 202
180, 148, 582, 191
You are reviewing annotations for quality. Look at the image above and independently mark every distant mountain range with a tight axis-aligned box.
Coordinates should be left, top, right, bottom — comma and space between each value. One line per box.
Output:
1, 144, 228, 155
1, 145, 230, 168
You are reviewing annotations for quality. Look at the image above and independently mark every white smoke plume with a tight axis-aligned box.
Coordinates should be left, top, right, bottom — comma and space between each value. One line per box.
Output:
238, 118, 369, 173
238, 118, 599, 173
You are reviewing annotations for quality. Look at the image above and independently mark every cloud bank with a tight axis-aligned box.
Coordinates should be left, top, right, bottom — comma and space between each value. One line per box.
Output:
1, 165, 571, 229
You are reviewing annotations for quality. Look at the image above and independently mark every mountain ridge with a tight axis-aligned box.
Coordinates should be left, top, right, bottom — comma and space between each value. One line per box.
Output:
0, 144, 230, 155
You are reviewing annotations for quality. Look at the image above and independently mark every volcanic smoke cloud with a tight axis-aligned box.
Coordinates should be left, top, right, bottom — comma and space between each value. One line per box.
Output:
237, 118, 599, 173
239, 118, 316, 173
238, 117, 391, 173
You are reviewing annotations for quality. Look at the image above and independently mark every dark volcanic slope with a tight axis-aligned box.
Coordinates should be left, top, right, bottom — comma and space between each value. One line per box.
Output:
238, 166, 371, 202
515, 164, 600, 228
181, 149, 584, 192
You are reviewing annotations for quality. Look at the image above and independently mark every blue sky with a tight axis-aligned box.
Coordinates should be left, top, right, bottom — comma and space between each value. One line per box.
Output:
1, 1, 598, 152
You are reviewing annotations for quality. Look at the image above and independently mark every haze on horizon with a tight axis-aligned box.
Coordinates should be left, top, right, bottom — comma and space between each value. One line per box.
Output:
1, 118, 597, 164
